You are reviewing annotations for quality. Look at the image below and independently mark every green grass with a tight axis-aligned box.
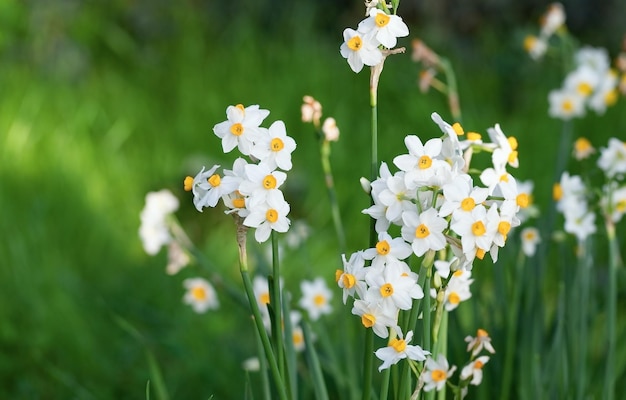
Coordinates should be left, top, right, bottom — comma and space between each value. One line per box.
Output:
1, 1, 625, 398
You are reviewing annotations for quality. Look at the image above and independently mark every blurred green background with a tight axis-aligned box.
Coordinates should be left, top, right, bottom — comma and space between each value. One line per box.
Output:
1, 0, 625, 398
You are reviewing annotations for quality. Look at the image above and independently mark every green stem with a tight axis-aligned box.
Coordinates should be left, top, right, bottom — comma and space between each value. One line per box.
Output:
269, 231, 286, 391
320, 139, 347, 254
603, 219, 619, 400
500, 247, 525, 399
438, 58, 461, 122
362, 328, 374, 400
576, 238, 592, 400
436, 311, 448, 400
236, 220, 288, 400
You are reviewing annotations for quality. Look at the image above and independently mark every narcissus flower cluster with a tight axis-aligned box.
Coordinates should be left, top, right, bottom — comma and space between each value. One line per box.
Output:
185, 104, 297, 243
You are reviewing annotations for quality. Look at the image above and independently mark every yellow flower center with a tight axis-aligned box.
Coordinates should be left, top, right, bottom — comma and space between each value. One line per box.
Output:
477, 328, 489, 337
415, 224, 430, 238
575, 137, 592, 153
507, 136, 518, 150
342, 273, 356, 289
375, 12, 390, 28
235, 104, 245, 113
508, 150, 518, 164
263, 174, 277, 189
523, 35, 537, 52
266, 209, 279, 223
390, 338, 407, 352
184, 176, 194, 191
467, 132, 482, 141
448, 291, 461, 305
453, 270, 464, 277
461, 197, 476, 211
500, 174, 509, 182
605, 89, 618, 106
376, 240, 391, 255
553, 183, 563, 201
562, 99, 574, 112
271, 137, 284, 152
293, 330, 304, 347
192, 286, 207, 301
233, 197, 245, 208
230, 122, 244, 136
452, 122, 464, 135
517, 193, 530, 208
208, 174, 221, 187
476, 248, 486, 260
260, 293, 270, 305
313, 294, 326, 306
577, 82, 593, 96
523, 230, 537, 241
347, 35, 362, 51
380, 283, 394, 297
498, 221, 511, 236
361, 313, 376, 328
431, 369, 447, 382
418, 155, 433, 169
472, 221, 486, 236
616, 200, 626, 212
474, 360, 485, 369
335, 269, 343, 283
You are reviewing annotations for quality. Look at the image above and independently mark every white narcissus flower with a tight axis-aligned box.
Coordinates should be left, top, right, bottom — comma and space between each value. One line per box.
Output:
540, 3, 565, 38
438, 174, 489, 219
460, 356, 490, 386
322, 117, 340, 142
393, 136, 450, 189
377, 171, 415, 224
298, 277, 333, 321
365, 260, 423, 311
602, 185, 626, 223
598, 137, 626, 178
213, 104, 269, 155
450, 205, 495, 260
465, 328, 496, 357
564, 64, 601, 98
487, 123, 519, 170
336, 251, 369, 304
357, 8, 409, 49
401, 208, 448, 257
250, 120, 297, 171
183, 277, 219, 313
362, 231, 413, 269
422, 354, 456, 392
548, 88, 585, 120
243, 190, 291, 243
521, 227, 541, 257
351, 297, 397, 339
340, 28, 383, 73
524, 35, 548, 60
184, 165, 239, 211
139, 189, 179, 255
238, 162, 287, 202
374, 328, 429, 371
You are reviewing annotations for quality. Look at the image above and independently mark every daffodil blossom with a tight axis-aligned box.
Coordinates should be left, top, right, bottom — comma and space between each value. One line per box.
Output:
438, 174, 489, 219
377, 171, 416, 223
213, 104, 269, 155
351, 297, 397, 338
365, 259, 423, 311
598, 137, 626, 178
393, 135, 451, 189
357, 8, 409, 49
340, 28, 383, 73
250, 120, 297, 171
521, 227, 541, 257
243, 189, 291, 243
422, 354, 456, 392
238, 162, 287, 202
465, 328, 496, 357
298, 277, 333, 321
183, 277, 219, 313
401, 208, 448, 257
362, 231, 413, 269
374, 328, 429, 371
336, 251, 369, 304
460, 356, 490, 386
139, 189, 179, 255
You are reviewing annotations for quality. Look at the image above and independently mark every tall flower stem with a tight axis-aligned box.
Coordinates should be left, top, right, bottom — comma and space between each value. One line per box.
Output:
500, 247, 525, 399
603, 217, 619, 400
270, 231, 286, 387
576, 238, 592, 400
236, 220, 288, 400
438, 58, 461, 122
320, 139, 347, 254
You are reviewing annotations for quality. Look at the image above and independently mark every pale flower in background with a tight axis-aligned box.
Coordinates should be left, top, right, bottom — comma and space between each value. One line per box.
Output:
301, 95, 322, 126
460, 355, 490, 386
322, 117, 340, 142
166, 241, 190, 275
465, 328, 496, 357
139, 189, 179, 255
521, 227, 541, 257
422, 354, 456, 392
573, 137, 595, 160
548, 88, 585, 120
299, 277, 333, 321
597, 137, 626, 178
242, 357, 260, 372
183, 277, 219, 313
540, 3, 566, 37
602, 185, 626, 223
524, 35, 548, 60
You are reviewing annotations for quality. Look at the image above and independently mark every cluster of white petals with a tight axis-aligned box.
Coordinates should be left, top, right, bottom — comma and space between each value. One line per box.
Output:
186, 104, 297, 243
139, 189, 180, 255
